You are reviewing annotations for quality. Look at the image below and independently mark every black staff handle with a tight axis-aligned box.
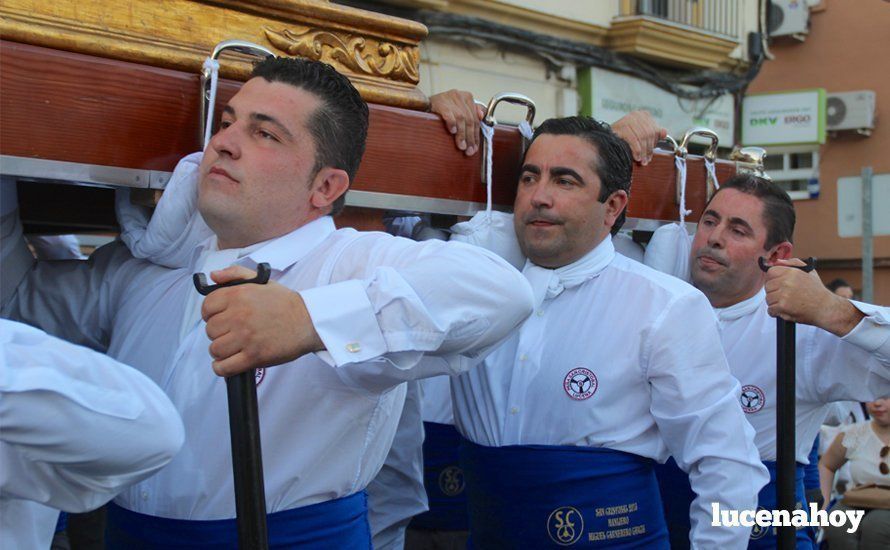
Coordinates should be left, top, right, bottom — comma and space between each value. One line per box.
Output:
193, 263, 271, 550
758, 257, 815, 550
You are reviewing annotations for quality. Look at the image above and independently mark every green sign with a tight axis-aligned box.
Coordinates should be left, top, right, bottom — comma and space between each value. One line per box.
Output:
741, 89, 826, 146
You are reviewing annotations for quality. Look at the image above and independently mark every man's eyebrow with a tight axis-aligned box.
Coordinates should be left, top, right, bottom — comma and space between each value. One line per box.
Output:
727, 216, 754, 233
520, 164, 541, 175
251, 113, 294, 141
549, 166, 585, 186
703, 209, 754, 233
222, 105, 294, 141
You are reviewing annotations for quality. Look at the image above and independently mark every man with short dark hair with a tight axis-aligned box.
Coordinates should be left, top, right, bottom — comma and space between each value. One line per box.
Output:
689, 174, 797, 309
243, 56, 367, 217
2, 56, 534, 547
447, 116, 768, 548
656, 174, 890, 549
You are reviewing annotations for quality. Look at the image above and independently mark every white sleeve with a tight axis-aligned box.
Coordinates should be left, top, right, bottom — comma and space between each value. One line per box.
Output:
0, 320, 184, 513
299, 234, 534, 392
644, 291, 769, 550
798, 301, 890, 404
1, 241, 133, 351
0, 206, 36, 309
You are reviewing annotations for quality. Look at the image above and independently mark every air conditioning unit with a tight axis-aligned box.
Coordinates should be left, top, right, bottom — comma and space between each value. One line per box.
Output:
826, 91, 876, 136
768, 0, 810, 39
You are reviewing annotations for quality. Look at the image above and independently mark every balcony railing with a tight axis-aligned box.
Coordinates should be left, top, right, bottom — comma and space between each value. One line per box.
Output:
621, 0, 740, 38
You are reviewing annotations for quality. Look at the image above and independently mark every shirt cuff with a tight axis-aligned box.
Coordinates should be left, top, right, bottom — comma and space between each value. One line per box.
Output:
299, 279, 389, 367
841, 300, 890, 354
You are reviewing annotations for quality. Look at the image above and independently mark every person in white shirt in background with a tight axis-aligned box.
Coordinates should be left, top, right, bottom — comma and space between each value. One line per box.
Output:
819, 397, 890, 549
2, 56, 533, 548
447, 115, 767, 549
654, 174, 890, 550
821, 401, 869, 503
0, 319, 184, 549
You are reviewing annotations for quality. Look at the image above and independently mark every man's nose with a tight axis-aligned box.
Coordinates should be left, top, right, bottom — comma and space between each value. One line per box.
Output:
706, 224, 726, 248
207, 124, 241, 159
529, 181, 553, 209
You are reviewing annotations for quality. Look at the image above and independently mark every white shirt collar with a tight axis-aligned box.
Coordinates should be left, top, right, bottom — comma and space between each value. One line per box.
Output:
522, 235, 615, 308
246, 216, 337, 271
714, 287, 766, 322
189, 216, 337, 273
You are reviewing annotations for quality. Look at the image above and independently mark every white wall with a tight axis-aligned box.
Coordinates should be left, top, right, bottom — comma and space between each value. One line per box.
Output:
495, 0, 619, 28
418, 39, 576, 123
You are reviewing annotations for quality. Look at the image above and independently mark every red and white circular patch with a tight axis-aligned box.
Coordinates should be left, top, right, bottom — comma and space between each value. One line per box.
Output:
740, 384, 765, 413
563, 368, 597, 401
254, 368, 266, 387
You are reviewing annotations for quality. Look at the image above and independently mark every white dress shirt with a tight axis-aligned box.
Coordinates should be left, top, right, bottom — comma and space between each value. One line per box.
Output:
367, 380, 427, 549
451, 236, 768, 549
715, 289, 890, 463
0, 319, 184, 549
370, 214, 454, 546
419, 375, 455, 425
3, 216, 533, 520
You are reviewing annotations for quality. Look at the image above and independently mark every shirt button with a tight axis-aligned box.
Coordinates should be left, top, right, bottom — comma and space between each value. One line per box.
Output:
510, 407, 519, 414
536, 310, 545, 317
345, 342, 361, 353
141, 491, 149, 501
519, 354, 527, 362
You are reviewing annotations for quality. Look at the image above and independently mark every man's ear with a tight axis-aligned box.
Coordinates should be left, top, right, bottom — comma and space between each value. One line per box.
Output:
310, 168, 350, 211
604, 190, 629, 228
768, 241, 794, 262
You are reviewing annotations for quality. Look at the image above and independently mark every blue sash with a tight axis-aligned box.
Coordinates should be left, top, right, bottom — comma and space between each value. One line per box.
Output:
105, 491, 371, 549
749, 461, 815, 550
410, 422, 469, 531
654, 459, 815, 550
803, 437, 820, 492
55, 511, 68, 533
460, 438, 669, 548
653, 458, 695, 550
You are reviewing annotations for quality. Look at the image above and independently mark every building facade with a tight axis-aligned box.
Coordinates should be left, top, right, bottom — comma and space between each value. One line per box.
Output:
747, 0, 890, 304
354, 0, 888, 304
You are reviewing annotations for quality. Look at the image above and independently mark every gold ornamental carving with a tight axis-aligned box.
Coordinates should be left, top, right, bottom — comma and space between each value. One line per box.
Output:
0, 0, 429, 109
264, 26, 420, 85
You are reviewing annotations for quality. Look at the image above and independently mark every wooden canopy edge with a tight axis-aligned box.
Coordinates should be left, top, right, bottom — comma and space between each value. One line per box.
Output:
1, 40, 732, 224
0, 0, 429, 109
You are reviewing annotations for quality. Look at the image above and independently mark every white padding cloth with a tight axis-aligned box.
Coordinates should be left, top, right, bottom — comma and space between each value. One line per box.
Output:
450, 122, 526, 269
115, 152, 212, 269
643, 154, 692, 281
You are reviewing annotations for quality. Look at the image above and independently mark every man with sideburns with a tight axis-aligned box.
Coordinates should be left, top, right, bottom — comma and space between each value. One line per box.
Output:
2, 56, 533, 547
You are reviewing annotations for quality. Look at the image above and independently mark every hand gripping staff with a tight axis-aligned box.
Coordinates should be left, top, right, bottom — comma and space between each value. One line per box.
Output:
758, 256, 816, 550
194, 263, 272, 550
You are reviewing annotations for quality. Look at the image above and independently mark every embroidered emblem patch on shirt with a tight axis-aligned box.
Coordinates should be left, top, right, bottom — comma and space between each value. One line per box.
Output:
255, 367, 266, 387
740, 384, 765, 413
563, 368, 597, 401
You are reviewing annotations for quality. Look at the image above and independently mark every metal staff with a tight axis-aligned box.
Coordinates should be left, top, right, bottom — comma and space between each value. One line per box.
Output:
194, 263, 272, 550
758, 256, 815, 549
